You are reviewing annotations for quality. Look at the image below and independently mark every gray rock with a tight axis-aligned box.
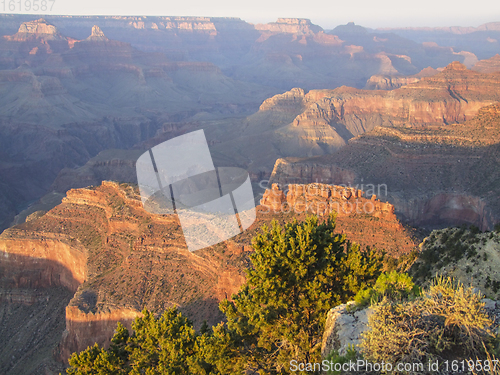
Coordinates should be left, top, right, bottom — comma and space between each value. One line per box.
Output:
321, 301, 372, 358
482, 298, 497, 310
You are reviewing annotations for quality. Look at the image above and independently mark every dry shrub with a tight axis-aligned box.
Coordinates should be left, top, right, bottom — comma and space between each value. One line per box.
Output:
361, 277, 494, 373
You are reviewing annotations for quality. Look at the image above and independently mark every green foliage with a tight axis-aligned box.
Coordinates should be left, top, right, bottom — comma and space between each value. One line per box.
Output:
66, 308, 198, 375
411, 227, 482, 281
361, 276, 495, 371
324, 346, 358, 375
220, 214, 384, 374
354, 271, 420, 308
67, 214, 386, 375
67, 343, 127, 375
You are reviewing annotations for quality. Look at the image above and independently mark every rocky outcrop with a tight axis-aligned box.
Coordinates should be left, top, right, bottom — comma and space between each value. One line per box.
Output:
0, 181, 250, 364
269, 104, 500, 231
0, 233, 86, 292
10, 18, 63, 40
260, 183, 416, 256
473, 54, 500, 73
59, 306, 142, 362
86, 25, 108, 41
255, 18, 323, 35
259, 87, 307, 112
364, 67, 440, 90
365, 74, 421, 90
321, 302, 372, 357
292, 63, 500, 131
261, 183, 396, 221
0, 178, 420, 369
321, 297, 500, 360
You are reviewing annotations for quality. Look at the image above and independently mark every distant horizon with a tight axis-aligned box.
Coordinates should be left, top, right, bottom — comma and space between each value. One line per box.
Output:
1, 0, 498, 30
1, 12, 499, 31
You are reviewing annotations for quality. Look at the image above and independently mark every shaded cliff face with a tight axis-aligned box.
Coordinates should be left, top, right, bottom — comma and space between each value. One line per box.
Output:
269, 104, 500, 230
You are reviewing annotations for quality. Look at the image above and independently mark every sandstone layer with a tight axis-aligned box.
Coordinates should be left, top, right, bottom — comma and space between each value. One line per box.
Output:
259, 183, 416, 256
208, 63, 500, 184
269, 104, 500, 231
0, 179, 417, 370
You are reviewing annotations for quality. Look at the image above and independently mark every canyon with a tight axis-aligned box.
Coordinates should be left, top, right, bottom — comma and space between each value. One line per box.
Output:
0, 14, 500, 374
268, 103, 500, 231
1, 17, 500, 234
0, 181, 416, 372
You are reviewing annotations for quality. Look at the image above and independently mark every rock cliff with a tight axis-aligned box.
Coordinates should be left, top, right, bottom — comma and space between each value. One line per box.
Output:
255, 18, 323, 35
0, 181, 250, 365
0, 179, 419, 370
260, 183, 416, 256
473, 54, 500, 73
364, 66, 440, 90
269, 104, 500, 230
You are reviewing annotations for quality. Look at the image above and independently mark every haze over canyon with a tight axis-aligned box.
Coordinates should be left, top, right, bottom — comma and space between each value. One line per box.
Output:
0, 14, 499, 374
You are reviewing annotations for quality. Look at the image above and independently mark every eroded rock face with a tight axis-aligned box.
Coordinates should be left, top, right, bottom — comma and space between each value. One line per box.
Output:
365, 74, 421, 90
16, 18, 60, 38
261, 183, 395, 221
0, 179, 419, 369
269, 104, 500, 231
255, 18, 323, 35
291, 63, 500, 132
321, 302, 372, 357
260, 182, 415, 256
0, 181, 250, 364
473, 54, 500, 73
58, 306, 142, 362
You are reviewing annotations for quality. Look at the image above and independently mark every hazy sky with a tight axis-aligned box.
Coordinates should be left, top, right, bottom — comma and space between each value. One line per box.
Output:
3, 0, 499, 29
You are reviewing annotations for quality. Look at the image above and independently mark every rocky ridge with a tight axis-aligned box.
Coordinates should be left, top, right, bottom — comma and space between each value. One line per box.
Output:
473, 54, 500, 73
0, 179, 418, 370
260, 183, 416, 256
255, 18, 323, 34
210, 63, 500, 181
268, 103, 500, 231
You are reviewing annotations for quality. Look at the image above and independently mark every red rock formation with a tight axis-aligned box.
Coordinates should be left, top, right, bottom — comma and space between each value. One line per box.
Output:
58, 307, 141, 362
268, 104, 500, 230
473, 54, 500, 73
0, 182, 248, 362
0, 178, 419, 368
259, 183, 415, 256
261, 183, 396, 222
255, 18, 323, 35
291, 63, 500, 134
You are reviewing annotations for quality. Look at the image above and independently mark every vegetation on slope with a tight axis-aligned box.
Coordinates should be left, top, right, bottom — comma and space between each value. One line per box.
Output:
65, 214, 389, 374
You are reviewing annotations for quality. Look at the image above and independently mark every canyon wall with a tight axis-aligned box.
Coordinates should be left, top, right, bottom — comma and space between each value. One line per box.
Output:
0, 181, 249, 365
268, 104, 500, 230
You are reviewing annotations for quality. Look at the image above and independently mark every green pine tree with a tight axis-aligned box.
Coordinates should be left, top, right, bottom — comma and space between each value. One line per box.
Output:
220, 214, 383, 374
